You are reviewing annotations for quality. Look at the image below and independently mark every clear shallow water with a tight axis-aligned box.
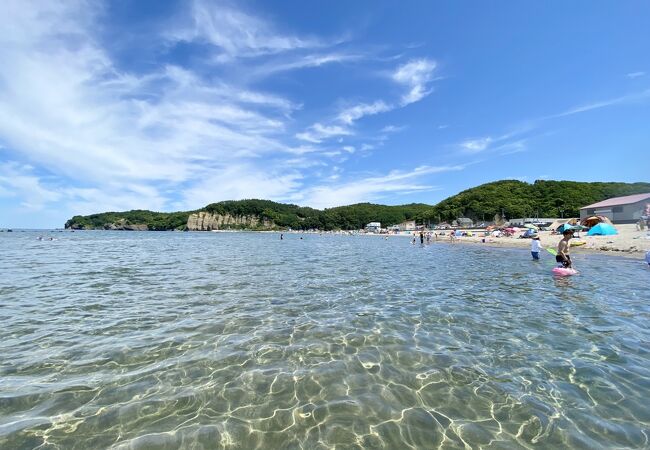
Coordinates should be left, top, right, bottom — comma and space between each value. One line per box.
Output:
1, 231, 649, 449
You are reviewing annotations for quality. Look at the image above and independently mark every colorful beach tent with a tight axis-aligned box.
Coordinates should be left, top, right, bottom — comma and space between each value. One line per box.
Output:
581, 215, 613, 227
587, 223, 618, 236
557, 224, 585, 233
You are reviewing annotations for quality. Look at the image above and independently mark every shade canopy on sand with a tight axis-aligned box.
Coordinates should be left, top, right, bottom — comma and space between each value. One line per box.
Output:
581, 215, 613, 227
523, 223, 539, 230
587, 223, 618, 236
557, 224, 587, 233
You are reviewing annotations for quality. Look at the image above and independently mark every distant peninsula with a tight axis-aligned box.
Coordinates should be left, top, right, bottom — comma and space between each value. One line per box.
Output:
64, 180, 650, 231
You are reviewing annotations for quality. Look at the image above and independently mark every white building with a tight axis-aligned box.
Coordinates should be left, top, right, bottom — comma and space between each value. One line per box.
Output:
397, 220, 416, 231
510, 218, 559, 226
580, 193, 650, 224
365, 222, 381, 233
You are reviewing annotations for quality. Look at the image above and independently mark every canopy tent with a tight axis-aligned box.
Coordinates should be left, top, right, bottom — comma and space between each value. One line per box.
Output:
581, 215, 613, 227
522, 229, 537, 238
587, 223, 618, 236
557, 224, 587, 233
548, 218, 577, 231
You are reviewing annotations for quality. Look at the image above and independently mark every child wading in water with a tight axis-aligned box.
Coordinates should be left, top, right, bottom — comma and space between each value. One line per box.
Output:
531, 235, 543, 260
556, 230, 573, 268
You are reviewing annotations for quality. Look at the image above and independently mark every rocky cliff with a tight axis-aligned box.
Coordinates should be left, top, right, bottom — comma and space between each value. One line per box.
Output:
186, 212, 273, 231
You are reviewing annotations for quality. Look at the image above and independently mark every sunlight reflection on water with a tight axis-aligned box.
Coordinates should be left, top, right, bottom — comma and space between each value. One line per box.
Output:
1, 231, 649, 449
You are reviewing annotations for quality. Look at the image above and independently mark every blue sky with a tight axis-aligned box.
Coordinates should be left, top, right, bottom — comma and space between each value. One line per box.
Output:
1, 1, 648, 228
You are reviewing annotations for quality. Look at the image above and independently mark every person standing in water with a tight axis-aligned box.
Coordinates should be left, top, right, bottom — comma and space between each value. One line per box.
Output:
419, 231, 424, 245
280, 233, 283, 240
531, 235, 543, 260
556, 230, 573, 268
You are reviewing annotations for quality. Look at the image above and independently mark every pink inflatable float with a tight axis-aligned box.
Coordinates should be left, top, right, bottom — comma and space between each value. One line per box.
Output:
552, 267, 577, 277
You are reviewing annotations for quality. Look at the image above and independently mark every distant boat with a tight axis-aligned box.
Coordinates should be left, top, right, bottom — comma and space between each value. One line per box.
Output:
7, 229, 12, 232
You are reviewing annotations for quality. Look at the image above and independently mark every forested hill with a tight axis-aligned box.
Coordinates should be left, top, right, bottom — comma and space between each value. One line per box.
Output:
64, 180, 650, 230
64, 200, 430, 231
416, 180, 650, 223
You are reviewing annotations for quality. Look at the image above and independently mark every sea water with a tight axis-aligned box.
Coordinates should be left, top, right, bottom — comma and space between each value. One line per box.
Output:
1, 231, 649, 449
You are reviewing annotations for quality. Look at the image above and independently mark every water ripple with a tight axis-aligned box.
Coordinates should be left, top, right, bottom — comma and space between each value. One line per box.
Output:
1, 231, 649, 448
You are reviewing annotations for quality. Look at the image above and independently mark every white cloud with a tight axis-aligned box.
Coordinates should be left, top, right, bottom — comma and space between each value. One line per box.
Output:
546, 89, 650, 119
0, 1, 455, 226
295, 123, 353, 143
460, 137, 493, 153
392, 58, 437, 105
380, 125, 406, 133
251, 53, 360, 77
0, 0, 323, 218
337, 101, 392, 125
299, 165, 463, 208
0, 162, 62, 209
626, 71, 645, 79
295, 59, 438, 144
169, 0, 320, 59
178, 165, 303, 210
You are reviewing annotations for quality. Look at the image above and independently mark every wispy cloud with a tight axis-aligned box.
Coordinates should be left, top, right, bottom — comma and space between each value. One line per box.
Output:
0, 162, 62, 209
337, 101, 392, 125
295, 57, 437, 145
169, 0, 321, 60
298, 165, 462, 208
458, 89, 650, 157
460, 137, 494, 153
380, 125, 406, 133
546, 89, 650, 119
296, 123, 353, 143
392, 58, 437, 105
626, 71, 645, 79
0, 1, 452, 227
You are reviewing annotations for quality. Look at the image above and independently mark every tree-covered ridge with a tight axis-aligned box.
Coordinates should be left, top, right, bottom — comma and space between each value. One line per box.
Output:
64, 180, 650, 230
416, 180, 650, 223
65, 210, 192, 231
64, 200, 429, 230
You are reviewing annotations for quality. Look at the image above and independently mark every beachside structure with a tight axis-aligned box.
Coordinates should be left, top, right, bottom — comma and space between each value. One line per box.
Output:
397, 220, 416, 231
579, 193, 650, 224
452, 217, 474, 228
510, 218, 559, 226
365, 222, 381, 233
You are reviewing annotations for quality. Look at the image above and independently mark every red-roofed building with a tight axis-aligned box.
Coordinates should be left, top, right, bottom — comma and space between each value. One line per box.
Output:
580, 193, 650, 224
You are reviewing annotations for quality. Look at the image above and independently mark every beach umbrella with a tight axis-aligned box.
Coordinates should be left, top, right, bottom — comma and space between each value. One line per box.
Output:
587, 223, 618, 236
523, 223, 538, 230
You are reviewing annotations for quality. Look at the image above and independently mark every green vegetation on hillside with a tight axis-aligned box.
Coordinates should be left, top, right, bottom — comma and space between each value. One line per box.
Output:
64, 180, 650, 230
65, 210, 191, 231
416, 180, 650, 223
65, 200, 430, 231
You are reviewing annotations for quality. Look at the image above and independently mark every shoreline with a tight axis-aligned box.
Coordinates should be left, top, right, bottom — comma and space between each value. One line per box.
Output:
394, 224, 649, 259
11, 226, 649, 260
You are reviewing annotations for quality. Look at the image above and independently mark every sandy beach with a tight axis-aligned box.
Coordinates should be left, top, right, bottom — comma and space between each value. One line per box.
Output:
430, 223, 650, 258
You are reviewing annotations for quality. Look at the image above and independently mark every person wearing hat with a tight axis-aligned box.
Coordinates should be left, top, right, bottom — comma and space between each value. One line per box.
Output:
556, 229, 574, 268
530, 235, 543, 260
